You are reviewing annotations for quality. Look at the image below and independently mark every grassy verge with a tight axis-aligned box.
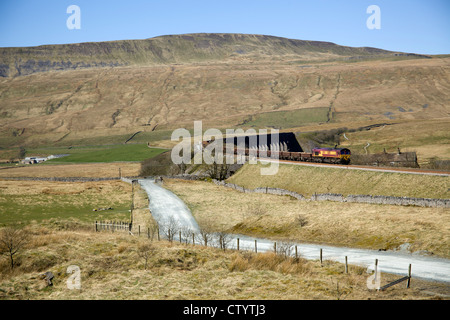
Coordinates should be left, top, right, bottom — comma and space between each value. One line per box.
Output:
226, 163, 450, 199
163, 179, 450, 258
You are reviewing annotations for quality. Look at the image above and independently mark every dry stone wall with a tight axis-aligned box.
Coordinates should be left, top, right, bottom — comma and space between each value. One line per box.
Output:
212, 179, 450, 208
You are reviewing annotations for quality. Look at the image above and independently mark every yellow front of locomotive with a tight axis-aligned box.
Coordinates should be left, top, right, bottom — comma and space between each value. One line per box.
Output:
340, 148, 351, 164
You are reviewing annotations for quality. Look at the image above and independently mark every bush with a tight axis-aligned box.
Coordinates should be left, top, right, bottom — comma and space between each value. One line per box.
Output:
140, 151, 177, 176
427, 158, 450, 170
296, 214, 308, 227
301, 127, 349, 148
229, 251, 311, 275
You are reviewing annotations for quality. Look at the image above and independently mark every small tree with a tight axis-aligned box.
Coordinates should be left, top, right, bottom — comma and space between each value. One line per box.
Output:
217, 230, 232, 251
205, 162, 229, 180
0, 227, 28, 270
18, 146, 26, 159
196, 220, 215, 247
278, 241, 295, 258
160, 217, 180, 242
137, 243, 154, 270
180, 226, 195, 244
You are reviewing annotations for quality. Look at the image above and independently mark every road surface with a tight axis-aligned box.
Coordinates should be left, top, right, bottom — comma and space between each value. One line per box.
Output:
139, 179, 200, 233
138, 179, 450, 283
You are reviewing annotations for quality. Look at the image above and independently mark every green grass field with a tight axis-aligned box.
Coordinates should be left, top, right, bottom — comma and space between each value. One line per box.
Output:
0, 180, 132, 227
0, 195, 130, 226
28, 144, 166, 164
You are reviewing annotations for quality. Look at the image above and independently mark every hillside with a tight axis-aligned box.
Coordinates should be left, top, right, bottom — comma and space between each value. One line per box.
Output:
0, 33, 400, 77
0, 33, 448, 163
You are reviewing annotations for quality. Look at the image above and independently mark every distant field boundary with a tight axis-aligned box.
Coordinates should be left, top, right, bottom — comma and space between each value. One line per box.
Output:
212, 179, 450, 208
0, 175, 200, 183
0, 176, 123, 182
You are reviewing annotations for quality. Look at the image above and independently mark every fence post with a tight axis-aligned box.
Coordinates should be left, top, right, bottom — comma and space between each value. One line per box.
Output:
157, 226, 160, 241
95, 221, 97, 232
407, 264, 411, 288
255, 240, 257, 253
375, 259, 379, 288
320, 249, 323, 266
179, 231, 182, 244
295, 246, 298, 260
346, 256, 349, 273
192, 233, 195, 245
274, 242, 277, 254
237, 238, 240, 251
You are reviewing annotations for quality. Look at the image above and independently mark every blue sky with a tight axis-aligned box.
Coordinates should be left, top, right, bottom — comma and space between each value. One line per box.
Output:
1, 0, 449, 54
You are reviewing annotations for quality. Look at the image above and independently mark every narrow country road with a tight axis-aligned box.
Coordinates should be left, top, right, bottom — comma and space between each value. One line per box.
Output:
139, 179, 200, 233
138, 179, 450, 283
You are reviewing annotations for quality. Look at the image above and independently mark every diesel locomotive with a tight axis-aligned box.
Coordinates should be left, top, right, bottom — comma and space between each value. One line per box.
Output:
203, 140, 351, 165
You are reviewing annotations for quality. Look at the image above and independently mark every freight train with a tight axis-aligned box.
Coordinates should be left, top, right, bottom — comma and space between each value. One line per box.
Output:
202, 141, 351, 165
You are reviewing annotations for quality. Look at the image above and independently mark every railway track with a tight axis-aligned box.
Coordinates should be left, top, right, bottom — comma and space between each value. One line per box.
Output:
258, 158, 450, 177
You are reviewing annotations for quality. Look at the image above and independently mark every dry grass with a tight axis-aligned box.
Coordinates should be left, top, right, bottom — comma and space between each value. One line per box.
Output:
0, 178, 446, 300
0, 224, 447, 300
0, 162, 140, 178
227, 163, 450, 199
229, 251, 313, 276
163, 179, 450, 258
129, 183, 158, 235
339, 119, 450, 165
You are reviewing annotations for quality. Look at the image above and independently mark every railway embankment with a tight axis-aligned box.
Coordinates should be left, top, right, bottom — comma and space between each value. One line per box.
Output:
227, 163, 449, 201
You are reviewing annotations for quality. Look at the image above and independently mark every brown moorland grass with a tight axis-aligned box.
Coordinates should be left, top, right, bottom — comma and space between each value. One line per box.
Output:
163, 179, 450, 259
0, 224, 448, 300
1, 56, 449, 150
339, 119, 450, 165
